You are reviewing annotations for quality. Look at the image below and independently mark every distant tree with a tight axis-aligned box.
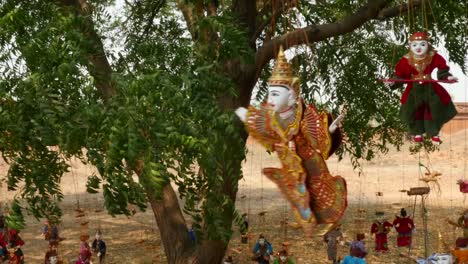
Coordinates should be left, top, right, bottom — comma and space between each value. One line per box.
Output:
0, 0, 465, 263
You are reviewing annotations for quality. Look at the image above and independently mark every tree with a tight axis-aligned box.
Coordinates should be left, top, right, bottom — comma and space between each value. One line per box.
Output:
0, 0, 465, 263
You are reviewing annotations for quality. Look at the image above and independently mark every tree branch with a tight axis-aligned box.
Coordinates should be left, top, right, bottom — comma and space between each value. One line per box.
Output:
254, 0, 420, 79
176, 1, 198, 40
232, 0, 257, 46
251, 0, 295, 43
57, 0, 115, 101
377, 0, 421, 20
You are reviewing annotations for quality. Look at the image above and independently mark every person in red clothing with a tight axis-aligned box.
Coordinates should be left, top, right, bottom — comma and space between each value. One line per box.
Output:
391, 32, 458, 143
371, 214, 393, 252
392, 208, 415, 247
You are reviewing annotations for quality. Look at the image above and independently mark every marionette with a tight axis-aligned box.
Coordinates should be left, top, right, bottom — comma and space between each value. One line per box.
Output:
44, 241, 59, 264
416, 253, 453, 264
273, 250, 295, 264
349, 233, 367, 259
235, 46, 347, 237
392, 208, 415, 247
224, 255, 233, 264
7, 228, 25, 263
91, 230, 106, 264
371, 215, 393, 252
252, 234, 273, 264
7, 245, 23, 264
458, 180, 468, 193
388, 32, 458, 143
75, 235, 92, 264
43, 220, 60, 243
324, 224, 343, 264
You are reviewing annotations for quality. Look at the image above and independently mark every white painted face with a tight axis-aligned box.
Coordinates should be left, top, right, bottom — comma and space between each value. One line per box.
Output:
280, 256, 287, 261
410, 40, 429, 56
434, 254, 452, 264
49, 256, 58, 264
267, 85, 295, 112
258, 239, 265, 245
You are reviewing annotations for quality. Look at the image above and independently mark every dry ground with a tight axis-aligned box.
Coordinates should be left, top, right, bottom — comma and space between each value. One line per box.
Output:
0, 131, 467, 263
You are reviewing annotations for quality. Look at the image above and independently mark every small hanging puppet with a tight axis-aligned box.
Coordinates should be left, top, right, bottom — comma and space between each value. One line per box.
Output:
75, 235, 92, 264
324, 224, 343, 264
44, 241, 59, 264
392, 208, 415, 247
235, 46, 347, 237
447, 209, 468, 249
91, 229, 106, 264
43, 220, 60, 243
252, 234, 273, 264
273, 250, 295, 264
389, 32, 458, 143
349, 233, 367, 259
458, 180, 468, 194
7, 228, 25, 263
7, 245, 22, 264
371, 213, 393, 252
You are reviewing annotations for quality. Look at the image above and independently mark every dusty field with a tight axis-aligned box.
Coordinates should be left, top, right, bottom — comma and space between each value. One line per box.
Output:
0, 131, 467, 263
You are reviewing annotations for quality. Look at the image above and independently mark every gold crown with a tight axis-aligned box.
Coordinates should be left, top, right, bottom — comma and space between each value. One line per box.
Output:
268, 46, 300, 95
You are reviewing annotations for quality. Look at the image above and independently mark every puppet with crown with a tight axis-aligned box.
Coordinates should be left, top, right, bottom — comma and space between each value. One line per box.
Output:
235, 47, 347, 237
391, 32, 458, 143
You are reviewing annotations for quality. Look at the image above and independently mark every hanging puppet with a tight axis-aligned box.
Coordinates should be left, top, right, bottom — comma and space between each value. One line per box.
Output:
392, 208, 415, 247
75, 235, 92, 264
91, 229, 106, 264
324, 225, 343, 264
44, 241, 59, 264
371, 215, 393, 252
252, 234, 273, 264
448, 209, 468, 249
386, 32, 458, 143
235, 46, 347, 237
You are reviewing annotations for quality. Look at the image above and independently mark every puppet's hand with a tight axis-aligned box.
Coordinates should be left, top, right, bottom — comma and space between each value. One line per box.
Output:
329, 114, 344, 133
448, 76, 458, 82
235, 107, 248, 122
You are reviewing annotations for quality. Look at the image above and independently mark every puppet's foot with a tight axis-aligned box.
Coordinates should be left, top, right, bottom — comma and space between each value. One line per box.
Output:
413, 135, 423, 142
431, 136, 441, 143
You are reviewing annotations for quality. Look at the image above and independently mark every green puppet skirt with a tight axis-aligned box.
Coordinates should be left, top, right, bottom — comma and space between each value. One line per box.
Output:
400, 83, 457, 137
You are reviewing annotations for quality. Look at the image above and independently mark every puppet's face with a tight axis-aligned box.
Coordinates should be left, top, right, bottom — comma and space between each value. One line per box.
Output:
410, 40, 429, 56
434, 254, 452, 264
49, 256, 58, 264
267, 85, 295, 112
258, 238, 265, 245
280, 256, 287, 261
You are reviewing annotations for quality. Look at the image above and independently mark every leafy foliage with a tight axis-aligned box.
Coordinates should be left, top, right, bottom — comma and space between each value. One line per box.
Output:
0, 0, 466, 255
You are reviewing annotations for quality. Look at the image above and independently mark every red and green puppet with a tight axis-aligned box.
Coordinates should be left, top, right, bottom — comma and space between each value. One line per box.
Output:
387, 32, 458, 143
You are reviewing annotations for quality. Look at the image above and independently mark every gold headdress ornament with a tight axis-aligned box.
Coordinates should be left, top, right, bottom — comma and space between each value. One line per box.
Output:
268, 46, 300, 95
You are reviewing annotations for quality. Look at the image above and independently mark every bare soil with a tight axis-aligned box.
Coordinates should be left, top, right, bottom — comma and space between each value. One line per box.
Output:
0, 131, 467, 263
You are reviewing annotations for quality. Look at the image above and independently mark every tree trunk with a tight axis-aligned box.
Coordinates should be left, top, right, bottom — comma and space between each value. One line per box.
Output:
145, 184, 195, 263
